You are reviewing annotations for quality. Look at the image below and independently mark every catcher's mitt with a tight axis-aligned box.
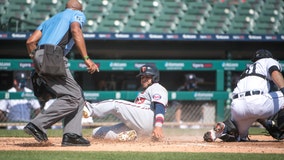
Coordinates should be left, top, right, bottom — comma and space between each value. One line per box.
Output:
203, 130, 214, 142
203, 121, 238, 142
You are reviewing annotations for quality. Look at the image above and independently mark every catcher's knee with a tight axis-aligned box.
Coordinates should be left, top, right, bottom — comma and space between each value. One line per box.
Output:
219, 119, 238, 142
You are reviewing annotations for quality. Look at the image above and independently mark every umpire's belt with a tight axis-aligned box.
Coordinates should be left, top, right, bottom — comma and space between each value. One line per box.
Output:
38, 44, 63, 50
232, 90, 263, 99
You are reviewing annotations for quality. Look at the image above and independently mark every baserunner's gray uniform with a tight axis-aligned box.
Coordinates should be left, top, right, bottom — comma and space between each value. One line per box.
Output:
89, 83, 168, 140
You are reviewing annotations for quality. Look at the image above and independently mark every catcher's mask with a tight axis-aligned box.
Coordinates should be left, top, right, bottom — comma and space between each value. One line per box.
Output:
251, 49, 273, 62
136, 64, 160, 83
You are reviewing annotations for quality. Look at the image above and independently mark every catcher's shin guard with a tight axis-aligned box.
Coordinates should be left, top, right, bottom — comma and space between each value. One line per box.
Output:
219, 119, 238, 142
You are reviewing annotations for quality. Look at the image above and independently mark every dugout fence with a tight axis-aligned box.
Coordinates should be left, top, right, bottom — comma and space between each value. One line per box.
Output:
1, 59, 282, 128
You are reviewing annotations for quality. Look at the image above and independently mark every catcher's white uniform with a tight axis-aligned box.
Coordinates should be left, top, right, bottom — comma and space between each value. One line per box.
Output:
231, 58, 284, 140
88, 83, 168, 140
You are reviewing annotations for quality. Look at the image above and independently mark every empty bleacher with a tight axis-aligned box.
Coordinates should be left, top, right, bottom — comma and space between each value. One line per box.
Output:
0, 0, 284, 34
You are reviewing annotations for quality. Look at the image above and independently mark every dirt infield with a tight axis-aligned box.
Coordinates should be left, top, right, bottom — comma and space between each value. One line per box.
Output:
0, 135, 283, 154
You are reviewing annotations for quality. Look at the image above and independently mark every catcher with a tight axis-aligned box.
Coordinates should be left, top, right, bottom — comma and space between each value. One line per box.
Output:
204, 49, 284, 142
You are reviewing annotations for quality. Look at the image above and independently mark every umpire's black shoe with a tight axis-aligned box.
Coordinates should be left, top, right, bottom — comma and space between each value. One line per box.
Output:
61, 133, 90, 146
24, 122, 48, 142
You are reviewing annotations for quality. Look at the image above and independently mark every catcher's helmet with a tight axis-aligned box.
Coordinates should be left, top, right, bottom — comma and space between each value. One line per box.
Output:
251, 49, 273, 62
136, 64, 160, 83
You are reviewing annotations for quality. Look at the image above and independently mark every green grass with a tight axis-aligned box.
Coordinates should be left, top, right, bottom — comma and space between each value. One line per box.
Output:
0, 151, 283, 160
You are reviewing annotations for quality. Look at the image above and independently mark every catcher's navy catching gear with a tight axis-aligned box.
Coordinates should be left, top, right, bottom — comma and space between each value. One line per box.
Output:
204, 49, 284, 142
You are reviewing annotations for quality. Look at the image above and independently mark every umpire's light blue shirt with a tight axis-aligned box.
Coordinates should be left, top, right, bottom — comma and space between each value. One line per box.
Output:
36, 8, 86, 55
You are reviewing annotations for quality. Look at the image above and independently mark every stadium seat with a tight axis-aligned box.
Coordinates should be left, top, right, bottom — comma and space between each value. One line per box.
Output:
155, 14, 179, 24
206, 16, 232, 26
177, 2, 211, 34
104, 13, 130, 24
123, 25, 148, 33
149, 21, 176, 33
183, 6, 210, 19
174, 22, 201, 34
277, 25, 284, 34
31, 4, 58, 17
85, 0, 113, 8
9, 0, 35, 6
21, 23, 37, 32
175, 27, 199, 34
200, 21, 228, 34
183, 0, 203, 2
96, 19, 124, 33
6, 2, 32, 15
83, 22, 98, 33
25, 13, 49, 26
2, 12, 26, 32
234, 2, 262, 19
139, 0, 162, 9
264, 0, 284, 6
36, 0, 62, 8
0, 0, 7, 24
253, 16, 280, 34
260, 9, 283, 20
227, 27, 251, 34
210, 1, 237, 12
84, 2, 111, 26
181, 14, 205, 25
186, 2, 212, 13
135, 7, 160, 17
253, 24, 276, 34
110, 5, 135, 16
260, 1, 283, 21
3, 0, 33, 32
161, 5, 185, 18
161, 0, 188, 11
0, 0, 9, 5
34, 0, 63, 14
2, 0, 283, 35
203, 1, 235, 34
148, 26, 173, 34
161, 0, 187, 17
114, 0, 139, 9
122, 18, 150, 33
201, 27, 226, 34
129, 12, 155, 24
227, 14, 255, 34
135, 0, 162, 17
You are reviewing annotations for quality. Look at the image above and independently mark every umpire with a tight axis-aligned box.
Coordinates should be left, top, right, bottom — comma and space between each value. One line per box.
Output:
25, 0, 99, 146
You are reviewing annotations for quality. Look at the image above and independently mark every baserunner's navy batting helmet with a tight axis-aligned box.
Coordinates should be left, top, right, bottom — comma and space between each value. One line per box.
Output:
136, 64, 160, 83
